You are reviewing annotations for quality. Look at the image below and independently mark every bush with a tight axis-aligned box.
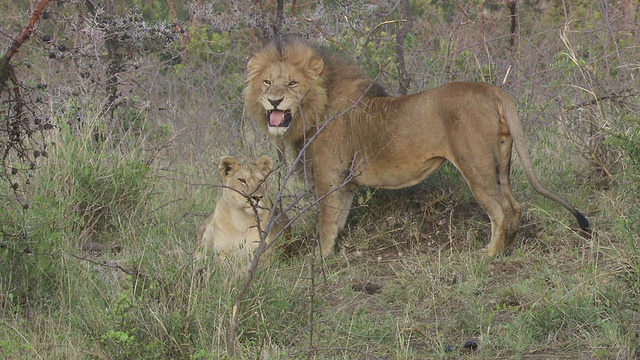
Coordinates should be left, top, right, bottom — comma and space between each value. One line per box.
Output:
1, 116, 153, 315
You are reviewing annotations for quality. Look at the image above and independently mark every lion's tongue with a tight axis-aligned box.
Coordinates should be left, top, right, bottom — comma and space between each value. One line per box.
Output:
269, 110, 285, 127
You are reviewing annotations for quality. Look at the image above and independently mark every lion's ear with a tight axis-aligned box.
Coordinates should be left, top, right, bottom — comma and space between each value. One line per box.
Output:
255, 155, 273, 174
308, 56, 324, 77
219, 156, 239, 178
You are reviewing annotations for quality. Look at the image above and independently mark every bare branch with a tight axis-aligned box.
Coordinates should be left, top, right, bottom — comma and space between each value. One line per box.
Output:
1, 0, 51, 91
226, 95, 374, 355
564, 89, 638, 111
298, 17, 345, 52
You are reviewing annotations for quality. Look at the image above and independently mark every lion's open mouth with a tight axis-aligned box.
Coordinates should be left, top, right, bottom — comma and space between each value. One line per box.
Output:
267, 110, 292, 128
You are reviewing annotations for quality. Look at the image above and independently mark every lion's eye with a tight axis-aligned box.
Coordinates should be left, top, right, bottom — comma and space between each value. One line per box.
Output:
288, 81, 298, 87
238, 178, 247, 185
263, 80, 271, 86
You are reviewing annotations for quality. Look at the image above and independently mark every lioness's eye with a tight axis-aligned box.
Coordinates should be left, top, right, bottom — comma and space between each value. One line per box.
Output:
238, 178, 247, 185
288, 81, 298, 87
263, 80, 271, 86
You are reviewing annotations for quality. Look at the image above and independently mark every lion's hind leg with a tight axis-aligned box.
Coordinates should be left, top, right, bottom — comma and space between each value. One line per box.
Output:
501, 178, 521, 250
473, 188, 514, 256
499, 137, 522, 250
454, 156, 516, 256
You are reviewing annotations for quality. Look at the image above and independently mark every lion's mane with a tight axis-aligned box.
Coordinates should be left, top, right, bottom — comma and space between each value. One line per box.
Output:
244, 38, 387, 149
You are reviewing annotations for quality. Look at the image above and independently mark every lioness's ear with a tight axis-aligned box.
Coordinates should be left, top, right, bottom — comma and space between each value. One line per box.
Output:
219, 156, 238, 178
308, 56, 324, 77
255, 155, 273, 174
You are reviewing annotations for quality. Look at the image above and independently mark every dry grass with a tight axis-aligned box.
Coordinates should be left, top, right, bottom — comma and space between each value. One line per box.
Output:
2, 1, 639, 359
3, 121, 637, 359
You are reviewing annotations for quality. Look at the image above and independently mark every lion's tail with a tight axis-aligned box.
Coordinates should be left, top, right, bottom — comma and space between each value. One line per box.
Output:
500, 97, 590, 231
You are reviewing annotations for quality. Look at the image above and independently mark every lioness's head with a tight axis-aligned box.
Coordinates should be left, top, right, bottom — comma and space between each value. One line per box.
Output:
244, 39, 328, 138
218, 155, 273, 215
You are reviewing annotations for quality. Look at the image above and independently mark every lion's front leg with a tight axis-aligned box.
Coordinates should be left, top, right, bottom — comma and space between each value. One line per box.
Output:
317, 189, 354, 257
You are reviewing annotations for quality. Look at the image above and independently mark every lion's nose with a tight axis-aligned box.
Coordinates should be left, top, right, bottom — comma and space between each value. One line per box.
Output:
250, 195, 263, 203
268, 98, 284, 108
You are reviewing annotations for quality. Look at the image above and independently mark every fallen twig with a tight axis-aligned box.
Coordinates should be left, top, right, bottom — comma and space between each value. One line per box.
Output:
564, 89, 638, 111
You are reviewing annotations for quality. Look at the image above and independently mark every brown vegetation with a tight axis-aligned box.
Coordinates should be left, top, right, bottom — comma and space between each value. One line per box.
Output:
0, 1, 638, 358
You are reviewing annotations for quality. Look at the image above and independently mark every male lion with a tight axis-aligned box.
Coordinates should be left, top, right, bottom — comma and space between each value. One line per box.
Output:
197, 155, 289, 260
244, 38, 590, 257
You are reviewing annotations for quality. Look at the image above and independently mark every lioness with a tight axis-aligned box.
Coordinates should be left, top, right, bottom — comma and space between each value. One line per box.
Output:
197, 155, 289, 259
244, 38, 589, 257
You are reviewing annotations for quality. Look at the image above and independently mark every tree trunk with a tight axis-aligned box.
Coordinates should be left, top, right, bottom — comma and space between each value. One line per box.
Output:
395, 0, 412, 95
507, 0, 517, 52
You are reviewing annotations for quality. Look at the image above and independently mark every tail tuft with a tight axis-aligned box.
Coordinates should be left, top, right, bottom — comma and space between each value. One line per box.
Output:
574, 211, 590, 231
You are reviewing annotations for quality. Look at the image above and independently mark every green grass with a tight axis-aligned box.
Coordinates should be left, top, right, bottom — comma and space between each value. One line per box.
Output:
1, 111, 638, 360
3, 1, 640, 358
2, 74, 640, 360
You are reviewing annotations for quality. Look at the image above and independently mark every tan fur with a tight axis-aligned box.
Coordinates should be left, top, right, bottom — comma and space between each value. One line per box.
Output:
197, 155, 289, 260
244, 38, 589, 257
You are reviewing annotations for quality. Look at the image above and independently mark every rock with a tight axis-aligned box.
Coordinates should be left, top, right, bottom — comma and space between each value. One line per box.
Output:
82, 241, 122, 255
462, 339, 478, 351
352, 282, 382, 295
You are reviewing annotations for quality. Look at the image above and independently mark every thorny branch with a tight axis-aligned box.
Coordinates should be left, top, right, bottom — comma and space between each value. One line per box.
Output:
0, 0, 51, 90
68, 252, 136, 277
226, 97, 370, 356
298, 17, 345, 52
1, 0, 53, 215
